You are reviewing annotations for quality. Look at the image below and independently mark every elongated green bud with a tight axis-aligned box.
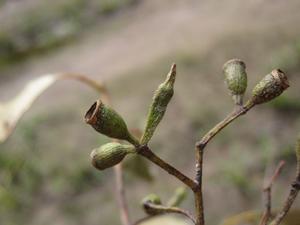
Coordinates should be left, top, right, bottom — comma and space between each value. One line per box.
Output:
85, 100, 138, 145
141, 64, 176, 144
223, 59, 247, 105
90, 142, 135, 170
250, 69, 289, 105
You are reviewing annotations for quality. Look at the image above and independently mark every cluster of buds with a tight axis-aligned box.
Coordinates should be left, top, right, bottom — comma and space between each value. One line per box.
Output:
85, 60, 289, 172
85, 65, 177, 170
223, 59, 289, 106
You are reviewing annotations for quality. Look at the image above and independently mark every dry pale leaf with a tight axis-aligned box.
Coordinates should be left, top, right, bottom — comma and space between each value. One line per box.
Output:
0, 73, 105, 143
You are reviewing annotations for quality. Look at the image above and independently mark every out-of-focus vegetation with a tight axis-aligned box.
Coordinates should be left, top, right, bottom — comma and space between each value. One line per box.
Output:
0, 0, 300, 225
0, 0, 138, 66
0, 112, 105, 224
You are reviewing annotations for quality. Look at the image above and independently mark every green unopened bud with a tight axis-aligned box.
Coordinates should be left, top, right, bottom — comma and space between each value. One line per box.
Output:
142, 193, 162, 205
141, 64, 176, 144
90, 142, 135, 170
223, 59, 247, 105
251, 69, 289, 105
85, 100, 138, 145
142, 194, 162, 215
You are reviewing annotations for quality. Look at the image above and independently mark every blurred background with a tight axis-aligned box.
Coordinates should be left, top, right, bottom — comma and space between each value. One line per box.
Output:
0, 0, 300, 224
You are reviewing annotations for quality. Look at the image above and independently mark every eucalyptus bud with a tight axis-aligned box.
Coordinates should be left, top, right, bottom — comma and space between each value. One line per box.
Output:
90, 142, 135, 170
85, 100, 138, 145
142, 194, 162, 215
223, 59, 247, 105
142, 193, 162, 205
140, 64, 176, 144
250, 69, 289, 105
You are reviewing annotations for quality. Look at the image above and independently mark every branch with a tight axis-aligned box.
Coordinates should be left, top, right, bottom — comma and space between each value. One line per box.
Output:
194, 146, 204, 225
268, 136, 300, 225
142, 202, 196, 224
268, 180, 300, 225
195, 101, 255, 150
259, 161, 285, 225
137, 145, 198, 191
193, 100, 255, 225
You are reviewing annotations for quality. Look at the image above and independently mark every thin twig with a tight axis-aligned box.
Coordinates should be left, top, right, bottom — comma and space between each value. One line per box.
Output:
137, 145, 198, 191
268, 180, 300, 225
195, 101, 255, 150
100, 89, 132, 225
267, 137, 300, 225
259, 161, 285, 225
115, 164, 131, 225
142, 202, 196, 224
268, 170, 300, 225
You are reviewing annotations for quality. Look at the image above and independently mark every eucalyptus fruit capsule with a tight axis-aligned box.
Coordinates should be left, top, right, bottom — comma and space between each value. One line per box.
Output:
250, 69, 289, 105
223, 59, 247, 105
90, 142, 135, 170
140, 64, 176, 144
85, 100, 138, 145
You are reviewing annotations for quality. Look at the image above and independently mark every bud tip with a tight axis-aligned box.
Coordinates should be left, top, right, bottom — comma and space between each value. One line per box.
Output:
222, 58, 246, 71
166, 63, 176, 84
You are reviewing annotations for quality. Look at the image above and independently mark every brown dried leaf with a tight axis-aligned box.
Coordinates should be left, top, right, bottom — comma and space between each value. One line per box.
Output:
0, 73, 105, 142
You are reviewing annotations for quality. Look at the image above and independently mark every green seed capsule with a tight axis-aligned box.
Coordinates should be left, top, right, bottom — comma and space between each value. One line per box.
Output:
90, 142, 135, 170
251, 69, 289, 105
140, 64, 176, 144
85, 100, 138, 145
223, 59, 247, 105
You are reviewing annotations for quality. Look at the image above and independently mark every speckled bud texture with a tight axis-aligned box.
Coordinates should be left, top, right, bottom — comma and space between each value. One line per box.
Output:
140, 64, 176, 144
251, 69, 289, 105
223, 59, 247, 105
90, 142, 135, 170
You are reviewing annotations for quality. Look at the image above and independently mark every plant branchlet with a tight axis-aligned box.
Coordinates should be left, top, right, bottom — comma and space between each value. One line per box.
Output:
84, 61, 297, 225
